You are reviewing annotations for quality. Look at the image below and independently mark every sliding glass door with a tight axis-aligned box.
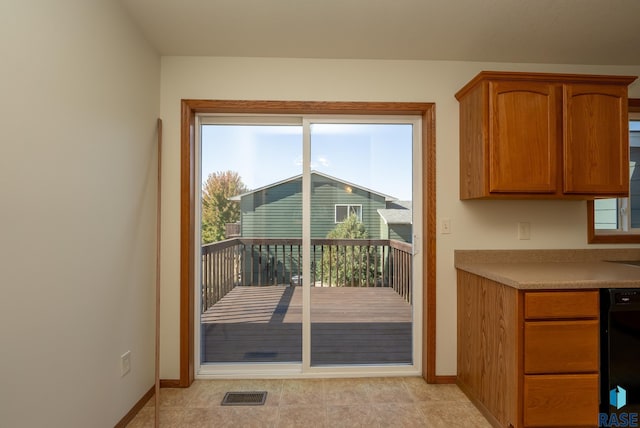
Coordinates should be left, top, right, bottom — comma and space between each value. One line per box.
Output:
196, 115, 421, 375
308, 122, 414, 366
198, 120, 303, 365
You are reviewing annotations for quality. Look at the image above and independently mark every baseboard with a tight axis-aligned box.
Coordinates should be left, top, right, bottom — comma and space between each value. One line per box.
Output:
113, 380, 185, 427
159, 379, 182, 388
431, 375, 456, 384
114, 385, 155, 428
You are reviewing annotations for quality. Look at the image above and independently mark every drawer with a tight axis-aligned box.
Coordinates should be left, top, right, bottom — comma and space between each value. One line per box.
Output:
524, 320, 599, 374
523, 374, 599, 427
524, 290, 599, 320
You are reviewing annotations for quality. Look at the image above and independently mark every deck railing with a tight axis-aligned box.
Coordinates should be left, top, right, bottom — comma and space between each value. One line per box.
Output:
201, 238, 413, 313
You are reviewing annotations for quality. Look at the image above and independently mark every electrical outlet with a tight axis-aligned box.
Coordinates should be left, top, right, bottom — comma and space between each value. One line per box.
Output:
518, 222, 531, 240
121, 351, 131, 377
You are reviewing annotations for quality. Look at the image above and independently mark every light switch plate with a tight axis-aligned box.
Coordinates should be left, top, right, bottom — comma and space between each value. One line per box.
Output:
121, 351, 131, 377
440, 218, 451, 234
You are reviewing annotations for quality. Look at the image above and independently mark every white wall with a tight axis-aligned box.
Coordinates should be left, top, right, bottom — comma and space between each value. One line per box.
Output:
0, 1, 159, 426
159, 57, 640, 379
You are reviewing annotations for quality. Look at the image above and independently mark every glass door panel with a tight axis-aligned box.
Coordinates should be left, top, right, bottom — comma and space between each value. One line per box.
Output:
308, 122, 414, 366
199, 123, 303, 365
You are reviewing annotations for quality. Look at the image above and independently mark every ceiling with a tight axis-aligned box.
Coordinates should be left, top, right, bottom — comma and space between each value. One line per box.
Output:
120, 0, 640, 65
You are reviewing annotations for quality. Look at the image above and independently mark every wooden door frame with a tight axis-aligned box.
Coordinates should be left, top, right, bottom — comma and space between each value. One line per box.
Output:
177, 100, 439, 386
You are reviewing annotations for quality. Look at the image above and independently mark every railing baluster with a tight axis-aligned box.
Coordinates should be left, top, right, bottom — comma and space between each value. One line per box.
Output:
203, 250, 207, 312
288, 245, 292, 285
320, 245, 325, 287
312, 244, 316, 287
202, 250, 206, 312
340, 245, 343, 286
357, 244, 362, 287
403, 259, 407, 300
382, 246, 387, 288
215, 250, 220, 304
401, 249, 405, 298
222, 248, 226, 298
276, 245, 284, 284
206, 250, 210, 312
258, 244, 263, 286
373, 245, 378, 287
273, 245, 277, 285
298, 244, 301, 284
345, 245, 348, 286
227, 247, 232, 295
249, 244, 254, 286
397, 248, 401, 295
365, 245, 370, 287
211, 250, 216, 305
200, 238, 412, 312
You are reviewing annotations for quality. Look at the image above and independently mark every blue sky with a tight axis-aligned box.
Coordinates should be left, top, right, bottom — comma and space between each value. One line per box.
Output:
201, 123, 414, 200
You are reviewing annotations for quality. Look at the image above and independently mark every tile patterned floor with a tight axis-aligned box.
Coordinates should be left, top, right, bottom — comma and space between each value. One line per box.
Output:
127, 377, 492, 427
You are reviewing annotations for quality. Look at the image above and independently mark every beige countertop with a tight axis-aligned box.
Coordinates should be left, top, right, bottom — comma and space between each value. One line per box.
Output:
454, 249, 640, 290
455, 261, 640, 289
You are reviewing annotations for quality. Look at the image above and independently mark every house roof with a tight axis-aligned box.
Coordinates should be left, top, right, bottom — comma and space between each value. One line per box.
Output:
378, 201, 412, 225
229, 171, 397, 202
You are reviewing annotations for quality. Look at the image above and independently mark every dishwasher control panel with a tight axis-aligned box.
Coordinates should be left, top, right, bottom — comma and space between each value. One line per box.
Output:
613, 289, 640, 306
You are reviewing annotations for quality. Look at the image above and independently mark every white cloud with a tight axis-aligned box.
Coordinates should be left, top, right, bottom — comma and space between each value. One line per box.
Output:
316, 156, 330, 167
293, 155, 331, 169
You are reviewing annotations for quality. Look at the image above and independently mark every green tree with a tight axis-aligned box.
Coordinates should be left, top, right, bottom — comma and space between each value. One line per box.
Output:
320, 213, 379, 286
201, 171, 247, 244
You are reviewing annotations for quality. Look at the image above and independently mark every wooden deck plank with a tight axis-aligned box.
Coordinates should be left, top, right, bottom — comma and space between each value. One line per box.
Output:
201, 286, 413, 365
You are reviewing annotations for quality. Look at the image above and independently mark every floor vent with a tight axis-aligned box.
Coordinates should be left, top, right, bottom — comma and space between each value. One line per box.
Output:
221, 391, 267, 406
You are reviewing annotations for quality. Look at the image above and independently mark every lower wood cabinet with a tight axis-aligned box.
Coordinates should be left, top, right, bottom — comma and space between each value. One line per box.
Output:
524, 320, 599, 374
457, 271, 600, 428
523, 374, 599, 427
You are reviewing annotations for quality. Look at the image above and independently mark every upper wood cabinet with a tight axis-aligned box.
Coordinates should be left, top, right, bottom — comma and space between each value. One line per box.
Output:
456, 71, 637, 199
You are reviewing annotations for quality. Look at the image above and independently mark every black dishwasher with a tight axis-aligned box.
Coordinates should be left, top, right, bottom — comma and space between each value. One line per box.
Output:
600, 288, 640, 420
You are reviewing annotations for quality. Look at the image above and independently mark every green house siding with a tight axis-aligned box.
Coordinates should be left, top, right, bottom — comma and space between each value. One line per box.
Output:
240, 179, 303, 238
379, 222, 412, 243
239, 174, 385, 239
388, 224, 412, 243
235, 173, 404, 284
310, 176, 384, 239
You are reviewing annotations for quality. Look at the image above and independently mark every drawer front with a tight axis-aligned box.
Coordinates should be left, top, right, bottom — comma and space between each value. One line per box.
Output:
524, 320, 599, 374
524, 374, 599, 427
525, 290, 599, 320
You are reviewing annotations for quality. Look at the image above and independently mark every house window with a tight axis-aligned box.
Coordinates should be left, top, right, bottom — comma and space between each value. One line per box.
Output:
589, 103, 640, 243
335, 204, 362, 223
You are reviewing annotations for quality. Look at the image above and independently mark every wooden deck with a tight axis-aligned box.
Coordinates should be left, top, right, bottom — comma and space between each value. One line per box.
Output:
201, 286, 413, 365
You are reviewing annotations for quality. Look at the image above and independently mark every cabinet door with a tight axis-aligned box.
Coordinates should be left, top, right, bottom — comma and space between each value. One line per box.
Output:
524, 374, 599, 427
524, 320, 599, 374
563, 84, 629, 195
524, 290, 599, 319
489, 81, 560, 193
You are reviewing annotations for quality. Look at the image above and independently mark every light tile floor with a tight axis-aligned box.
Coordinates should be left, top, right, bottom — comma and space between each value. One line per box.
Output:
128, 377, 492, 427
